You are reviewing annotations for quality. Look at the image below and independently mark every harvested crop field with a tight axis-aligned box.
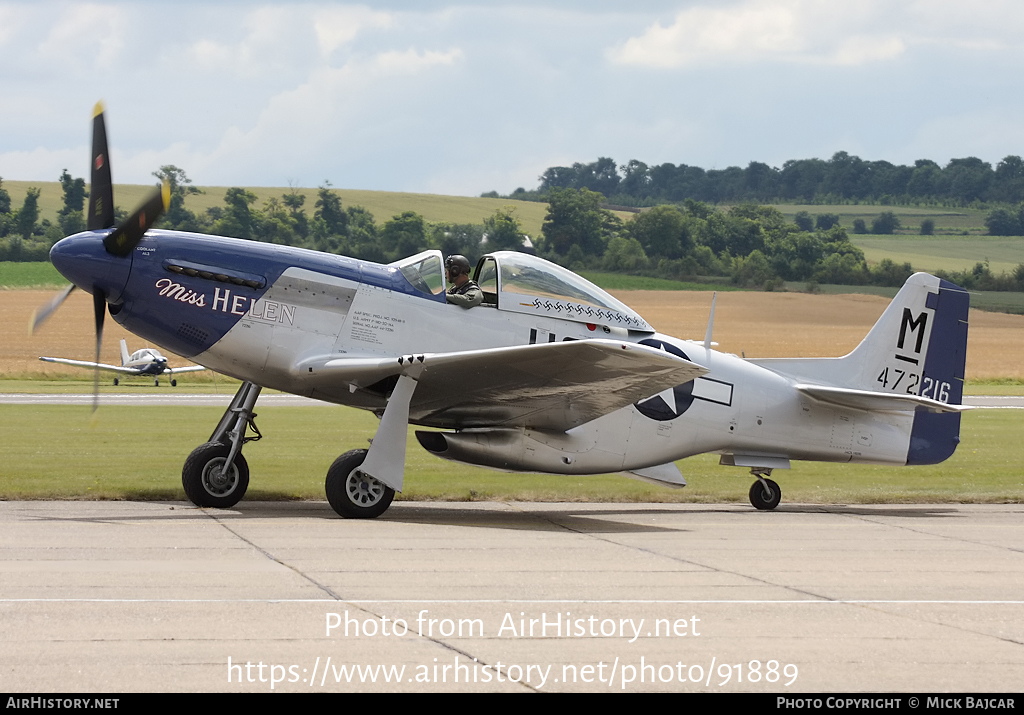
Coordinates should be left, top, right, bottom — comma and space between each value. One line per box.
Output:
2, 288, 1022, 380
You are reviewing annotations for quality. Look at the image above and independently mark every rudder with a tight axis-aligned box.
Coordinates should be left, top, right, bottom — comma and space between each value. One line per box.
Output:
906, 277, 969, 464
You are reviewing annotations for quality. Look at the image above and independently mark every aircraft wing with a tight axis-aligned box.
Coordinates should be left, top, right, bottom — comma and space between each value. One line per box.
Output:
795, 384, 970, 414
38, 357, 141, 375
301, 339, 707, 430
167, 365, 208, 373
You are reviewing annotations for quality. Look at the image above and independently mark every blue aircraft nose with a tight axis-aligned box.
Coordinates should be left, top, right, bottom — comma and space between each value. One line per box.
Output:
50, 231, 133, 303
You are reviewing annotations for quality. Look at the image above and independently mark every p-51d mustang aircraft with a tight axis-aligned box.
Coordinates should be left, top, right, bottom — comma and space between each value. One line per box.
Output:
34, 105, 970, 518
40, 338, 207, 386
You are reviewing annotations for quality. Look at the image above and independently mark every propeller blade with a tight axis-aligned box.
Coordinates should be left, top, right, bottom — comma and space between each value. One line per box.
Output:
29, 283, 76, 334
87, 102, 115, 231
92, 290, 106, 413
102, 181, 170, 257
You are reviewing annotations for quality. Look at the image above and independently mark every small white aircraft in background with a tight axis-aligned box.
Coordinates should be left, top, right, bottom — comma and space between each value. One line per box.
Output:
39, 339, 207, 386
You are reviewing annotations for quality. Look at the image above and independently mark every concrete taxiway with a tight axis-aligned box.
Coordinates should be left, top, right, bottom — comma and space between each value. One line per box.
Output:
0, 501, 1021, 693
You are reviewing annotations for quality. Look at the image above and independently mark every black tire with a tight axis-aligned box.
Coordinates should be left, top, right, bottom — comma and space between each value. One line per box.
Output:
155, 378, 159, 387
182, 441, 249, 508
171, 379, 177, 387
749, 478, 781, 510
325, 449, 395, 519
113, 378, 119, 386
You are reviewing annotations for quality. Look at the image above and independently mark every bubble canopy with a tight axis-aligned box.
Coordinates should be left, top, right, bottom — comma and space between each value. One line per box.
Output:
474, 251, 653, 332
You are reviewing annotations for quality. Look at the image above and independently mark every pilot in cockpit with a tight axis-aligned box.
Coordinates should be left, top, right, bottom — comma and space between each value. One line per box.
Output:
444, 255, 483, 308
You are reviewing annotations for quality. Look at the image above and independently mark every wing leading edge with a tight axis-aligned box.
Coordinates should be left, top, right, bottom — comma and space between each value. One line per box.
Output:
298, 339, 707, 431
39, 357, 141, 374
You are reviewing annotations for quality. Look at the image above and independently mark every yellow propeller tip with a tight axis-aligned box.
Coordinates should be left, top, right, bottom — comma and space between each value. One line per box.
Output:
162, 180, 171, 210
92, 101, 105, 118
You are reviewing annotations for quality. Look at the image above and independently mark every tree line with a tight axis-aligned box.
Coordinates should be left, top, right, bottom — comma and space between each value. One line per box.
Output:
535, 187, 1023, 292
4, 167, 1021, 293
489, 153, 1024, 207
0, 166, 527, 269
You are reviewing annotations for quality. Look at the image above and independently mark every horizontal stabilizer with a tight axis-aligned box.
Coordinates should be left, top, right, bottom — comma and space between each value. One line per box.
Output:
796, 384, 969, 414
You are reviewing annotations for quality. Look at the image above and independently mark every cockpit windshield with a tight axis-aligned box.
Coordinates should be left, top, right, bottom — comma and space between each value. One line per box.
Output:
498, 254, 625, 311
393, 251, 445, 297
480, 251, 653, 331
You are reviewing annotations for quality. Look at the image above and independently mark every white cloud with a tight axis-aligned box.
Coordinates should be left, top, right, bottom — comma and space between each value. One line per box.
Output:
0, 147, 84, 184
140, 44, 466, 187
0, 5, 30, 47
184, 6, 317, 77
37, 3, 127, 70
314, 6, 393, 57
608, 0, 910, 68
831, 36, 905, 66
374, 47, 463, 73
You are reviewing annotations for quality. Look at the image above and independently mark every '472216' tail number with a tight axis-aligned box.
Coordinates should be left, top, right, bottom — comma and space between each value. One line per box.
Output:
879, 368, 949, 402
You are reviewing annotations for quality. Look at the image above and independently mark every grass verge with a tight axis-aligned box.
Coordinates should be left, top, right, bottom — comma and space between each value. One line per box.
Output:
0, 405, 1020, 504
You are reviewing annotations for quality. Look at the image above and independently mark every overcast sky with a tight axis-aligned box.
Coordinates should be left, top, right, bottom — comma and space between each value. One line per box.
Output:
1, 0, 1022, 196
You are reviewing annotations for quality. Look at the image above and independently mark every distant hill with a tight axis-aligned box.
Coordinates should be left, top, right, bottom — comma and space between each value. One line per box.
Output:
0, 180, 552, 236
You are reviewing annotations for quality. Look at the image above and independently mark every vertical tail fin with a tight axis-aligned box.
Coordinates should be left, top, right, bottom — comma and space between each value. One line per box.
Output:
847, 273, 969, 464
845, 273, 969, 400
119, 339, 130, 366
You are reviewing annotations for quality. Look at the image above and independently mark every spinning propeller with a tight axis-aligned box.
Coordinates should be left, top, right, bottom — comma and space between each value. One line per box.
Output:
31, 102, 170, 411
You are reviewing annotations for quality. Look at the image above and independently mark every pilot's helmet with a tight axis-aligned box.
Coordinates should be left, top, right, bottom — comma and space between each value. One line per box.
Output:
445, 254, 471, 278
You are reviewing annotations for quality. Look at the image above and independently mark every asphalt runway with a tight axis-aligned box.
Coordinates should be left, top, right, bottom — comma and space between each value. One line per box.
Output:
0, 501, 1021, 693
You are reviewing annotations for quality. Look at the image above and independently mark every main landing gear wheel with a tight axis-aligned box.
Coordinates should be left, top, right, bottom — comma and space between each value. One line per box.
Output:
749, 478, 781, 510
325, 449, 395, 519
182, 441, 249, 508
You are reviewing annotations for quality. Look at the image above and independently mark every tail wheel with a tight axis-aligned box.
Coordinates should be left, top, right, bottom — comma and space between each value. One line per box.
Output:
749, 478, 781, 510
325, 449, 395, 519
182, 442, 249, 508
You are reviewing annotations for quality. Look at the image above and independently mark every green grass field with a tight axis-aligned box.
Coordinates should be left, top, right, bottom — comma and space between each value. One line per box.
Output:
851, 235, 1024, 275
0, 261, 63, 288
773, 203, 990, 235
0, 403, 1020, 504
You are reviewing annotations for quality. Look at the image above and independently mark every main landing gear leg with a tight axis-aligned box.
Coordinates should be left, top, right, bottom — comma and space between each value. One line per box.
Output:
325, 370, 420, 519
748, 468, 782, 511
182, 381, 262, 508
